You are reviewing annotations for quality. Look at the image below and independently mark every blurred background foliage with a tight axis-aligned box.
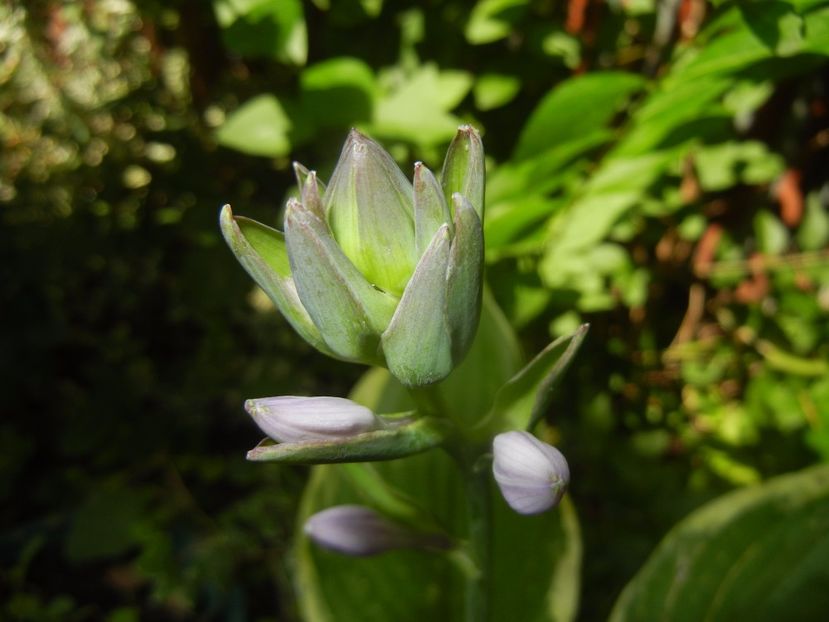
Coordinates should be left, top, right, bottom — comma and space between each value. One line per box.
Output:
2, 0, 828, 620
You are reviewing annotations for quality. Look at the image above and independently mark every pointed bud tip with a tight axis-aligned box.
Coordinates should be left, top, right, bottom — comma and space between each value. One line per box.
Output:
219, 204, 237, 236
293, 161, 310, 188
284, 197, 313, 230
347, 127, 370, 146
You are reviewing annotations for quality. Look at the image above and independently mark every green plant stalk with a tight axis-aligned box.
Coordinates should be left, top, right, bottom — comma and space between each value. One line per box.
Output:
410, 382, 493, 621
463, 460, 492, 622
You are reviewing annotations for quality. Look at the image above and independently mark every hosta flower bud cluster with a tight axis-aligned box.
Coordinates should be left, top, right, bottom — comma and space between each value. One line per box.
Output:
221, 127, 485, 387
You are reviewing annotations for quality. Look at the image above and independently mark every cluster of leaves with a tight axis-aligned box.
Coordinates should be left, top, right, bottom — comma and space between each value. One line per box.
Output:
2, 0, 829, 621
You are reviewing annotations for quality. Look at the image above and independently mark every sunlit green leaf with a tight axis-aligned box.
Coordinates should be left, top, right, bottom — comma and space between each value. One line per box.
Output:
213, 0, 307, 65
371, 65, 472, 145
474, 73, 521, 110
514, 72, 645, 161
300, 57, 377, 129
465, 0, 530, 44
216, 94, 292, 157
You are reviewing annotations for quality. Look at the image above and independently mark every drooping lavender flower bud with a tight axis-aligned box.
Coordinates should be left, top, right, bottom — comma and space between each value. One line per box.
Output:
244, 396, 384, 443
220, 126, 485, 386
492, 431, 570, 515
304, 505, 449, 556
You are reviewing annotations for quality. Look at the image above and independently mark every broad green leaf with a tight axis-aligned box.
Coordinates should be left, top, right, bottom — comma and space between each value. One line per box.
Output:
371, 65, 472, 146
540, 31, 581, 68
694, 141, 784, 191
738, 1, 805, 56
296, 449, 582, 622
213, 0, 307, 65
487, 131, 608, 203
611, 464, 829, 622
802, 6, 829, 54
216, 94, 292, 157
542, 191, 639, 261
465, 0, 530, 44
539, 150, 679, 277
485, 195, 563, 251
613, 77, 732, 156
299, 57, 377, 129
295, 297, 581, 622
246, 416, 450, 464
514, 72, 645, 161
474, 73, 521, 110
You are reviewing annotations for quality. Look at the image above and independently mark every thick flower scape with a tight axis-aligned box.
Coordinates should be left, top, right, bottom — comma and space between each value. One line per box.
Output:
221, 127, 485, 387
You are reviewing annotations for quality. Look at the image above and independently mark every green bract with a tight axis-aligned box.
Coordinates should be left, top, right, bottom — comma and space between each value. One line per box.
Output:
220, 127, 485, 386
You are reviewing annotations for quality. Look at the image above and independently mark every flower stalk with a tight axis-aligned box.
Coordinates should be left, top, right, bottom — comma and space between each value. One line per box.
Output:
221, 127, 586, 621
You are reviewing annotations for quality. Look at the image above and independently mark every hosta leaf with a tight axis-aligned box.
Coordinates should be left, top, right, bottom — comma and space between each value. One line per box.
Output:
611, 464, 829, 622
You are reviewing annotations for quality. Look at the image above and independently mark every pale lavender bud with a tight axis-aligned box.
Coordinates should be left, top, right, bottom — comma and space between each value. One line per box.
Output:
492, 431, 570, 515
244, 396, 384, 443
303, 505, 421, 556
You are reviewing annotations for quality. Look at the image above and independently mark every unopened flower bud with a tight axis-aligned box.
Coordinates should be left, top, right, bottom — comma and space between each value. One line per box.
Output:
221, 127, 485, 386
244, 396, 384, 443
492, 431, 570, 515
304, 505, 450, 556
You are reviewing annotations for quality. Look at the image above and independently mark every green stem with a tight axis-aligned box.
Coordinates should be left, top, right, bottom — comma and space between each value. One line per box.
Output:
464, 457, 492, 622
408, 384, 446, 417
408, 382, 491, 621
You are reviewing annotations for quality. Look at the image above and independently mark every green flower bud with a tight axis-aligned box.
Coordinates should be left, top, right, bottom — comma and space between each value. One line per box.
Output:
325, 130, 417, 296
220, 127, 486, 386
